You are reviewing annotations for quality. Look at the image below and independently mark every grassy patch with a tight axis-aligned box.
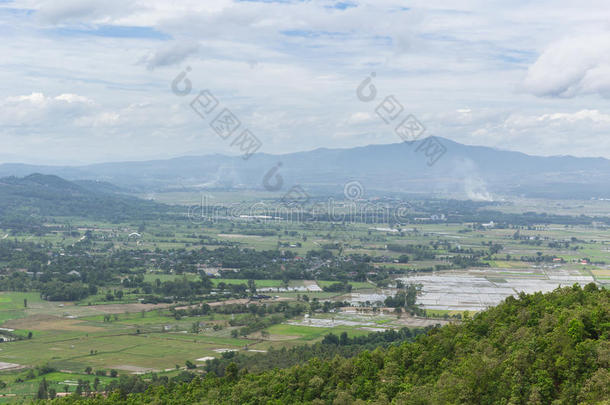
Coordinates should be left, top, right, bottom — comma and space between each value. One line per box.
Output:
211, 279, 283, 288
316, 280, 373, 290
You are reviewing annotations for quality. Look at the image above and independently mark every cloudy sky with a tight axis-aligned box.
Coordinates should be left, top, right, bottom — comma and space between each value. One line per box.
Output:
2, 0, 610, 164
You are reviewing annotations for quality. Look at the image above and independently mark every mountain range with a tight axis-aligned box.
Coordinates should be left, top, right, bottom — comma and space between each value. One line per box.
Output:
1, 137, 609, 199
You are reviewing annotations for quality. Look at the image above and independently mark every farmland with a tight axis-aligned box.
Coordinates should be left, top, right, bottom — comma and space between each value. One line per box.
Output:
0, 192, 608, 400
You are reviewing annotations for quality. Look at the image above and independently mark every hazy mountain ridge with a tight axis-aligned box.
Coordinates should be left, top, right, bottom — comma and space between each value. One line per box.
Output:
2, 138, 610, 198
0, 174, 169, 221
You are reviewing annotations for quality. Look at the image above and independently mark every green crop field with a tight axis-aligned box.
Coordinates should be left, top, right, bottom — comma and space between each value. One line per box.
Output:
266, 323, 369, 342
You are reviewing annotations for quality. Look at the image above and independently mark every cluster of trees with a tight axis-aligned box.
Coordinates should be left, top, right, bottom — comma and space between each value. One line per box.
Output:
146, 276, 214, 299
16, 363, 56, 383
172, 303, 211, 318
321, 282, 352, 293
448, 254, 488, 268
229, 313, 286, 338
305, 298, 347, 313
48, 284, 609, 404
84, 367, 118, 377
227, 302, 307, 337
37, 377, 106, 399
386, 244, 436, 260
39, 281, 93, 301
206, 327, 428, 377
383, 284, 421, 314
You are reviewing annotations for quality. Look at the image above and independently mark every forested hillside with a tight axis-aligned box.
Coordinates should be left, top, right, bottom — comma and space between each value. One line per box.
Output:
0, 174, 170, 225
47, 284, 609, 404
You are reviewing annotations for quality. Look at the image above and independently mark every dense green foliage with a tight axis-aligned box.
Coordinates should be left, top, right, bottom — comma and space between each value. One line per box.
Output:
206, 327, 427, 377
46, 284, 609, 404
0, 174, 170, 224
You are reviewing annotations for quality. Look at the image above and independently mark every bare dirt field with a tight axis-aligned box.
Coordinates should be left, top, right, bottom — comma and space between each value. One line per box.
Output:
87, 303, 170, 314
4, 315, 104, 332
112, 364, 158, 374
591, 269, 610, 277
0, 362, 22, 371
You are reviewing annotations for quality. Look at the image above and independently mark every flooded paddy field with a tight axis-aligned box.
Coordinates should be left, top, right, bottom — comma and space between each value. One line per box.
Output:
287, 311, 450, 332
399, 267, 597, 312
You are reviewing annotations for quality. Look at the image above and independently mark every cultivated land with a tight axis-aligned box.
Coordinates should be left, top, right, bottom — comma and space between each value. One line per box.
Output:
0, 191, 608, 400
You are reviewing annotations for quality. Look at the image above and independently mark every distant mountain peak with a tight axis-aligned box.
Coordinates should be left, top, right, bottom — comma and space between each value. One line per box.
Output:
0, 139, 609, 199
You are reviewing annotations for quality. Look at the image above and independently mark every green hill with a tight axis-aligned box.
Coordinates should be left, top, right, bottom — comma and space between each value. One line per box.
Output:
0, 173, 170, 224
46, 284, 609, 404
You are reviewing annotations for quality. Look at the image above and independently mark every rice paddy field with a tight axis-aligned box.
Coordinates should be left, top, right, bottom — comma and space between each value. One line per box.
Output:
0, 194, 609, 400
0, 279, 380, 398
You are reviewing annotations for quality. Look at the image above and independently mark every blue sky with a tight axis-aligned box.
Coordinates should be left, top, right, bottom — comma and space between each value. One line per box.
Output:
2, 0, 610, 164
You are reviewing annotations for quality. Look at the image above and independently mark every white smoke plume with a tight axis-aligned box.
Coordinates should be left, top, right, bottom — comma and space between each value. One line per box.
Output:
453, 157, 494, 201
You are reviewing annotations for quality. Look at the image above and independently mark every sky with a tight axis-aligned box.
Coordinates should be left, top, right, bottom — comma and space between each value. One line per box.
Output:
2, 0, 610, 164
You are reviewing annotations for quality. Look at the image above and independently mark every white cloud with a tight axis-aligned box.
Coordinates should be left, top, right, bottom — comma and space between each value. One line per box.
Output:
54, 93, 95, 104
504, 109, 610, 130
139, 41, 200, 70
462, 109, 610, 158
345, 112, 373, 124
7, 92, 47, 104
523, 31, 610, 98
34, 0, 135, 25
538, 109, 610, 125
2, 1, 610, 163
1, 92, 96, 127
